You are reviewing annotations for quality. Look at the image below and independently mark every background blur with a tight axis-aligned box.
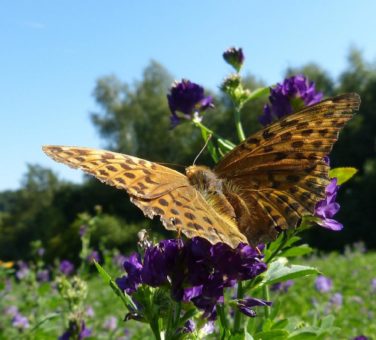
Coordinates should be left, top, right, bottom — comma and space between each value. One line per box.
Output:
1, 1, 375, 261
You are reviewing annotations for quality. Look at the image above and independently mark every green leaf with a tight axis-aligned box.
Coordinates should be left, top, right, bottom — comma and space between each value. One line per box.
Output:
248, 86, 270, 101
271, 319, 289, 330
319, 315, 335, 329
255, 329, 289, 340
287, 332, 318, 340
30, 313, 60, 332
329, 167, 357, 185
284, 236, 301, 248
263, 258, 319, 285
279, 245, 313, 258
93, 260, 137, 311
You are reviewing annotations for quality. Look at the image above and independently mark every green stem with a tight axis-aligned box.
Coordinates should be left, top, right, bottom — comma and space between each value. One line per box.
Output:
232, 281, 245, 333
234, 109, 245, 142
174, 301, 181, 328
217, 304, 229, 331
262, 285, 270, 318
193, 119, 235, 150
265, 232, 289, 264
149, 319, 161, 340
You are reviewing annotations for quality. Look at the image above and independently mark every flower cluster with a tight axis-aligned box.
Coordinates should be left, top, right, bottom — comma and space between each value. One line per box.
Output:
59, 320, 91, 340
60, 260, 75, 276
116, 237, 267, 320
260, 74, 323, 126
5, 306, 30, 330
315, 275, 333, 293
314, 178, 343, 231
167, 80, 213, 127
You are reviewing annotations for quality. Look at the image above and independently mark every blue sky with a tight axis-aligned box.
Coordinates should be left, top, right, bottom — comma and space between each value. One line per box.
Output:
1, 0, 375, 191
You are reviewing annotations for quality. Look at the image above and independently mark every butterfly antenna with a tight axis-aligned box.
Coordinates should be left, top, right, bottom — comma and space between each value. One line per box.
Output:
193, 134, 212, 165
157, 162, 186, 169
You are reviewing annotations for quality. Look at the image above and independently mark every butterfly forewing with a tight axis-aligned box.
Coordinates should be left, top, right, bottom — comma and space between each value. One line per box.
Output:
214, 93, 360, 243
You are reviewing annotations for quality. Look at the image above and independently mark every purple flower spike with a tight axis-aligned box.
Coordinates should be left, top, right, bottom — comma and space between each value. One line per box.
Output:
167, 80, 213, 127
59, 260, 75, 276
330, 292, 343, 306
315, 178, 343, 231
116, 253, 143, 294
353, 336, 369, 340
103, 316, 118, 331
223, 47, 245, 72
59, 321, 91, 340
371, 278, 376, 293
315, 275, 333, 293
5, 306, 19, 317
15, 261, 30, 280
271, 280, 294, 293
12, 313, 30, 329
115, 237, 266, 320
260, 74, 323, 126
113, 254, 127, 269
237, 297, 272, 317
36, 269, 50, 282
87, 250, 100, 263
181, 320, 195, 333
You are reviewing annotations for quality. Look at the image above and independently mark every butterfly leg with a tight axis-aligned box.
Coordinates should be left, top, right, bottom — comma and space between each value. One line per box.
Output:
176, 225, 182, 239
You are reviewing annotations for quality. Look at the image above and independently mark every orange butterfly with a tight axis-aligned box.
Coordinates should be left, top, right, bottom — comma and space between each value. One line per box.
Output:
43, 93, 360, 248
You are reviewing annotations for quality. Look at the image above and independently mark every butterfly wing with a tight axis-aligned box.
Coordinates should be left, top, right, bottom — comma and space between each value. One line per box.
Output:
43, 146, 247, 247
214, 93, 360, 244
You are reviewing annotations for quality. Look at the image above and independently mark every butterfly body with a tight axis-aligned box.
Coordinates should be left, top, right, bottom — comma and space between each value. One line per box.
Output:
43, 93, 360, 248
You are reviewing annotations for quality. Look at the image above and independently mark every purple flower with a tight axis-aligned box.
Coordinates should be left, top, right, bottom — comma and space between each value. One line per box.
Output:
271, 280, 294, 293
36, 269, 49, 282
59, 260, 75, 276
5, 306, 19, 317
167, 80, 213, 127
314, 178, 343, 231
87, 250, 100, 263
103, 316, 118, 331
237, 297, 272, 317
181, 320, 195, 333
371, 278, 376, 293
37, 247, 45, 257
315, 275, 333, 293
200, 321, 215, 336
12, 313, 30, 329
353, 336, 369, 340
113, 254, 127, 269
116, 237, 266, 320
15, 261, 30, 280
260, 74, 323, 126
59, 321, 91, 340
330, 293, 343, 307
223, 47, 245, 72
85, 306, 95, 318
79, 225, 88, 237
116, 253, 143, 294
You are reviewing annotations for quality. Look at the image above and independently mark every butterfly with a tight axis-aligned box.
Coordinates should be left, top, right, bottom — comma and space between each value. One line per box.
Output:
43, 93, 360, 248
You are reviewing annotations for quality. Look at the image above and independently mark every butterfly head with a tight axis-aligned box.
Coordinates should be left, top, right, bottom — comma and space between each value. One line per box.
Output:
186, 165, 222, 192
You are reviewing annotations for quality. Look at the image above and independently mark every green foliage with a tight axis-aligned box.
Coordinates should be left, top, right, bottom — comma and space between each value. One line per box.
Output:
272, 249, 376, 339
